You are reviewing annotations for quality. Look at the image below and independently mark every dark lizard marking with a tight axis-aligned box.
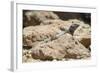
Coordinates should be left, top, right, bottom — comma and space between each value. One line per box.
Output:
69, 24, 79, 35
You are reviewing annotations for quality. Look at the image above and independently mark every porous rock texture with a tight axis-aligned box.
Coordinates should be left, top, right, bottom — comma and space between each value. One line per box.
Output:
23, 11, 59, 27
31, 33, 90, 60
69, 19, 91, 48
23, 20, 72, 48
22, 11, 91, 62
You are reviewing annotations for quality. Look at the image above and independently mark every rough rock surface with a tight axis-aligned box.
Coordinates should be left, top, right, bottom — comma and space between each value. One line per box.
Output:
72, 20, 91, 48
63, 19, 91, 48
23, 24, 64, 47
23, 19, 91, 48
31, 33, 90, 60
22, 11, 91, 62
23, 19, 80, 47
23, 11, 59, 27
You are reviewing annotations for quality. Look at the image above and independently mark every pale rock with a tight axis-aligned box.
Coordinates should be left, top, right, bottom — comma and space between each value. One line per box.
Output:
73, 23, 91, 48
31, 33, 90, 60
23, 20, 72, 47
23, 11, 59, 27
